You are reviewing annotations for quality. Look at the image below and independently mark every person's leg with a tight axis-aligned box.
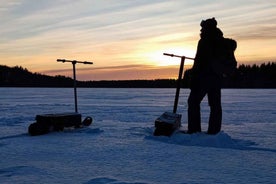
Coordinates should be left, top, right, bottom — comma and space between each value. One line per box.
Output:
207, 87, 222, 134
187, 87, 206, 133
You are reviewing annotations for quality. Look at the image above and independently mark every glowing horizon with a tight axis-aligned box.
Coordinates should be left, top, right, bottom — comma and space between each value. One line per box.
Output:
0, 0, 275, 80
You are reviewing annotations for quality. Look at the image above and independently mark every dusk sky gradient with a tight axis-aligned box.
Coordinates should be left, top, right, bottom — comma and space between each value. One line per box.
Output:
1, 0, 275, 80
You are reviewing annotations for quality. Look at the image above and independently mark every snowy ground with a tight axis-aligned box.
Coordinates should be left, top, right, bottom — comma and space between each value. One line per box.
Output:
0, 88, 275, 184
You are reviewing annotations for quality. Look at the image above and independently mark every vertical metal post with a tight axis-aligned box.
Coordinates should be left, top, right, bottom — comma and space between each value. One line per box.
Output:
163, 53, 193, 114
173, 57, 185, 113
72, 61, 78, 113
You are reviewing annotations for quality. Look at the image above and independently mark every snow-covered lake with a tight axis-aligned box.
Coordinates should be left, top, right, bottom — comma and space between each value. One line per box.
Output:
0, 88, 275, 184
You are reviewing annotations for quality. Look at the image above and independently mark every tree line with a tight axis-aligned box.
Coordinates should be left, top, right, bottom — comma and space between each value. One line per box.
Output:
0, 62, 275, 88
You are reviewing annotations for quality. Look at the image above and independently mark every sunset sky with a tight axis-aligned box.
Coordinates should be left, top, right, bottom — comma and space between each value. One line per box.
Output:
1, 0, 275, 80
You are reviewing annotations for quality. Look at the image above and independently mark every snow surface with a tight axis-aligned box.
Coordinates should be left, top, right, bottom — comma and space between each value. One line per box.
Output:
0, 88, 275, 184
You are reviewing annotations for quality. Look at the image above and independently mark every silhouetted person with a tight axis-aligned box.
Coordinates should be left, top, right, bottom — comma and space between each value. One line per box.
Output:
187, 18, 224, 134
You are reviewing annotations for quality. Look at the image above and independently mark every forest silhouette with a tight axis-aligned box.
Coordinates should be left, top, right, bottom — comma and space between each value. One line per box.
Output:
0, 63, 275, 88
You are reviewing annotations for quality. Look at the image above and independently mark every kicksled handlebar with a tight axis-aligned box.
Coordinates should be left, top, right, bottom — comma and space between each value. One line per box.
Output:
163, 53, 194, 60
57, 59, 93, 65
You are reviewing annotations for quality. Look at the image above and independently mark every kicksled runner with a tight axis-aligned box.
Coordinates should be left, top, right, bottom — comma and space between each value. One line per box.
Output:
154, 53, 194, 136
28, 59, 93, 136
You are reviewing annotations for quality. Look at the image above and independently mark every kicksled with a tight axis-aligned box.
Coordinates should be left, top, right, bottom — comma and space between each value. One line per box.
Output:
29, 113, 92, 136
28, 59, 93, 136
154, 53, 194, 136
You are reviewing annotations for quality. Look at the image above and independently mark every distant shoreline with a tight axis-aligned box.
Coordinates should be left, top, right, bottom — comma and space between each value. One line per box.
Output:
1, 86, 276, 89
1, 63, 276, 88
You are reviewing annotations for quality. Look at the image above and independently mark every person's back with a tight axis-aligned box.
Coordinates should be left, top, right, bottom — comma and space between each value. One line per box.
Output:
212, 38, 237, 76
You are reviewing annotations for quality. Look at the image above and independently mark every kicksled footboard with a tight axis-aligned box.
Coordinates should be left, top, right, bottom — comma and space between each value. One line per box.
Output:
28, 113, 92, 136
154, 112, 181, 136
